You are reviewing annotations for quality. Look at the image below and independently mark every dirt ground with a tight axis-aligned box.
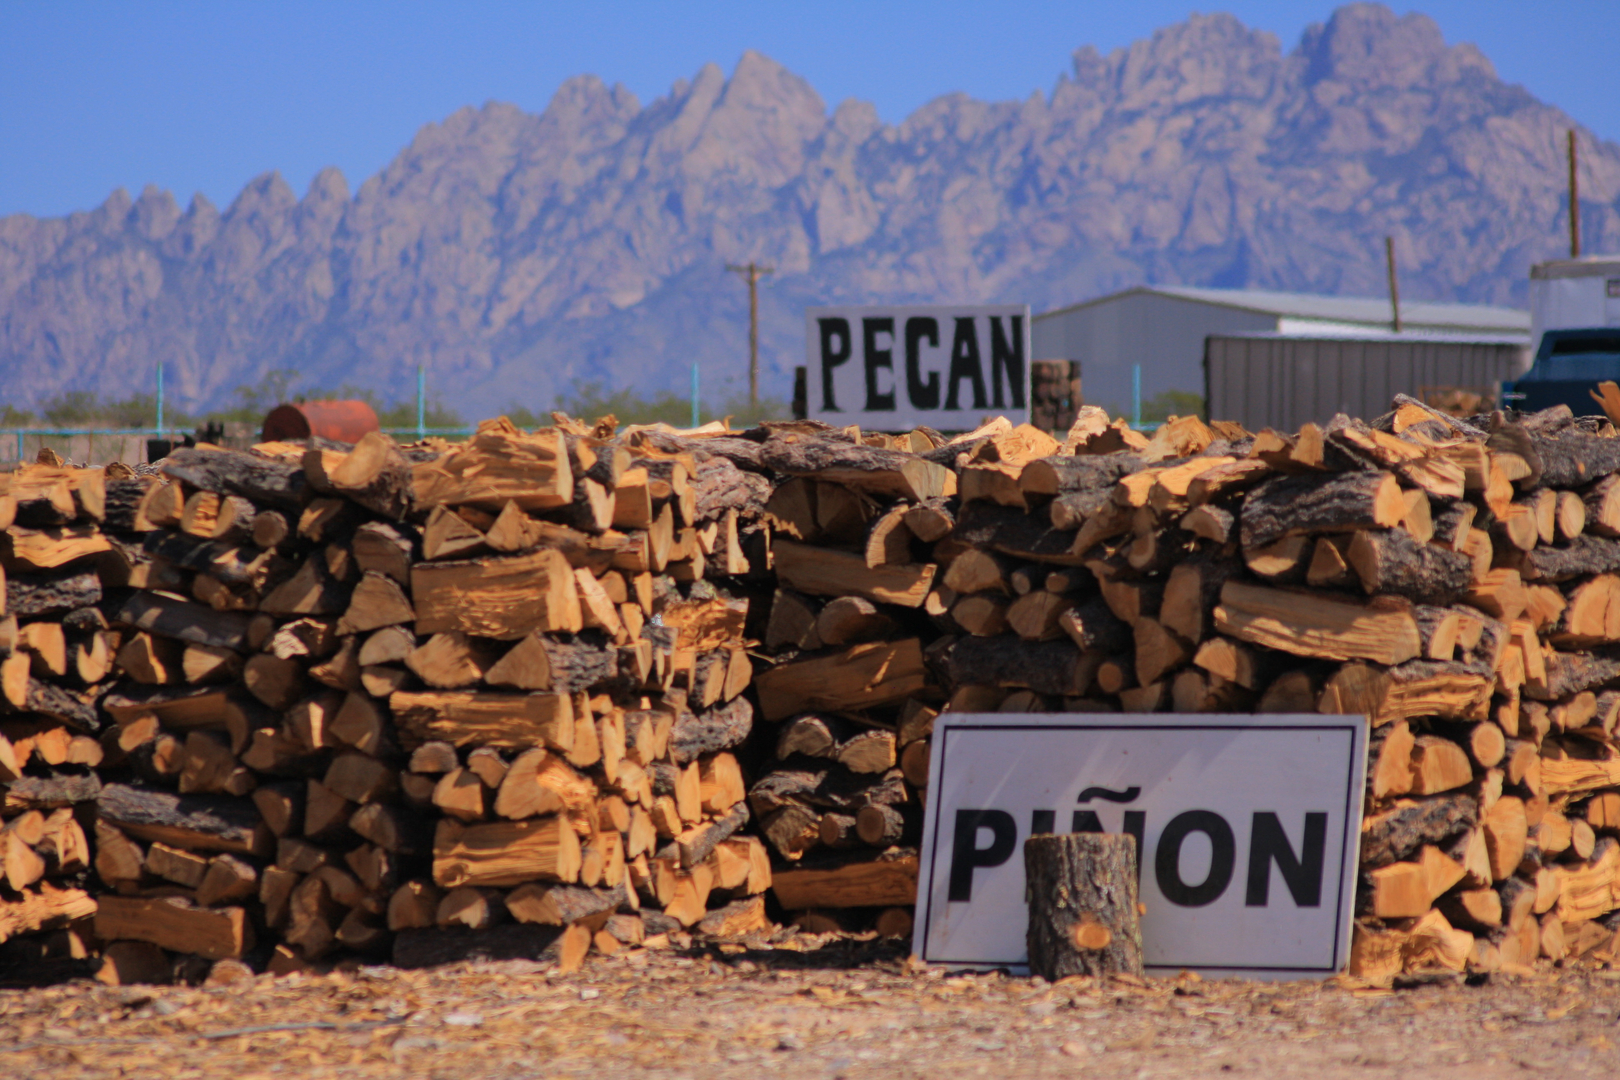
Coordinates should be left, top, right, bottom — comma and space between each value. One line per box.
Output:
0, 935, 1617, 1079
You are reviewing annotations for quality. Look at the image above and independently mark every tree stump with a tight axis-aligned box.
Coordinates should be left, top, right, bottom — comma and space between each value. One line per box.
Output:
1024, 832, 1143, 980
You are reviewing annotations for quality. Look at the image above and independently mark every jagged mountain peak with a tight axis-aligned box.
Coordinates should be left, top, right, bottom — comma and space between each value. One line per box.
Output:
0, 3, 1615, 416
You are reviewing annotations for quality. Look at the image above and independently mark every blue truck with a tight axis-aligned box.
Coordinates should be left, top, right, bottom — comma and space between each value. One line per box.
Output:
1505, 257, 1620, 414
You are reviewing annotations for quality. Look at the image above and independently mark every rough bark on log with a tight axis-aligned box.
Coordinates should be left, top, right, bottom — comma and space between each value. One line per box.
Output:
946, 635, 1089, 697
1529, 433, 1620, 489
950, 502, 1083, 565
115, 592, 251, 652
6, 570, 101, 619
160, 447, 307, 511
1018, 453, 1143, 498
669, 697, 754, 765
691, 457, 770, 521
1527, 651, 1620, 701
1058, 595, 1131, 653
1360, 796, 1478, 867
6, 679, 100, 733
756, 437, 953, 501
3, 771, 101, 809
392, 924, 563, 969
98, 782, 271, 856
676, 801, 750, 867
1024, 832, 1144, 980
1523, 535, 1620, 583
1240, 470, 1403, 549
1346, 528, 1473, 602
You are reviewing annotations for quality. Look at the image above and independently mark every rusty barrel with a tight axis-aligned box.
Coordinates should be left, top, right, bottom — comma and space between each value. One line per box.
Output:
261, 400, 379, 444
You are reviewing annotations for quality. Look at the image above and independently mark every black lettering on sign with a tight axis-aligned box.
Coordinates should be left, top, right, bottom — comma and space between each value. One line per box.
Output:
1123, 810, 1146, 884
947, 808, 1017, 902
1030, 809, 1055, 836
819, 317, 852, 411
904, 316, 941, 410
1245, 812, 1328, 907
989, 315, 1026, 409
1070, 809, 1103, 833
1155, 810, 1235, 907
945, 317, 987, 411
862, 317, 896, 412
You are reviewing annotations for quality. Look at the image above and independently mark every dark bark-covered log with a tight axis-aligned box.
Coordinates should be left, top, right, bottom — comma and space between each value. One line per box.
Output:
1523, 535, 1620, 583
757, 436, 953, 501
160, 446, 308, 512
507, 881, 628, 926
392, 923, 563, 969
691, 456, 770, 522
855, 802, 918, 845
3, 770, 101, 809
1161, 554, 1240, 644
1346, 528, 1473, 602
98, 782, 272, 856
1430, 502, 1476, 550
142, 530, 267, 589
950, 502, 1083, 565
1048, 487, 1114, 531
1359, 795, 1478, 867
1024, 832, 1144, 980
7, 678, 100, 733
1057, 594, 1131, 653
1018, 453, 1144, 498
676, 800, 749, 867
1527, 650, 1620, 701
102, 477, 154, 533
483, 633, 617, 693
1530, 432, 1620, 489
319, 432, 414, 520
1240, 470, 1404, 549
6, 570, 101, 619
115, 591, 252, 654
946, 634, 1089, 696
748, 761, 908, 816
669, 696, 753, 765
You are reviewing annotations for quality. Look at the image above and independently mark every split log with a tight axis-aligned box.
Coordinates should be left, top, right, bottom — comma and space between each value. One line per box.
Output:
774, 539, 936, 608
160, 447, 306, 510
756, 437, 954, 501
1214, 581, 1421, 665
1240, 471, 1404, 549
753, 639, 927, 722
412, 548, 582, 639
1346, 529, 1473, 602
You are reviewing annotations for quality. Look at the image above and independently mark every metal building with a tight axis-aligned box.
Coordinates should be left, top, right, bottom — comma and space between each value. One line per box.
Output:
1205, 333, 1530, 432
1030, 285, 1530, 418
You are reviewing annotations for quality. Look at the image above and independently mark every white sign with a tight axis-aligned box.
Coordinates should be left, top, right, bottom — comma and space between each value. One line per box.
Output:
805, 305, 1031, 430
913, 713, 1366, 978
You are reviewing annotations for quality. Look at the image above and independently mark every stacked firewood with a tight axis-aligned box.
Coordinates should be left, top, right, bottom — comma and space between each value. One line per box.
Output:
0, 418, 779, 981
6, 392, 1620, 984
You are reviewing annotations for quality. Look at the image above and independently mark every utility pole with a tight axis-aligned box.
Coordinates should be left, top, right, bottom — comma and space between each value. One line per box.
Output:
1569, 129, 1581, 259
1385, 236, 1402, 333
725, 261, 773, 407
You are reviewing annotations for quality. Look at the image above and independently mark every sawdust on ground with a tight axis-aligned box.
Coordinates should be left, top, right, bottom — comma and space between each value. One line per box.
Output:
0, 936, 1616, 1079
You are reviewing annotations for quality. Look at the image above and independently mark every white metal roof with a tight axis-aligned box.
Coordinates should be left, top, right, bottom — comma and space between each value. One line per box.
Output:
1035, 284, 1529, 333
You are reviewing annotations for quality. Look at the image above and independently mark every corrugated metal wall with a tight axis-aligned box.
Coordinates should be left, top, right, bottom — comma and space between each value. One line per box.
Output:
1033, 295, 1277, 416
1204, 336, 1528, 431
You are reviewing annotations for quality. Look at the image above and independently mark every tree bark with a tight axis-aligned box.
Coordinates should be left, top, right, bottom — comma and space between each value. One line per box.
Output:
1024, 832, 1144, 980
1346, 528, 1473, 602
160, 447, 308, 512
946, 634, 1088, 697
1359, 795, 1478, 867
1523, 535, 1620, 582
1018, 453, 1143, 498
669, 696, 754, 765
98, 782, 271, 856
1240, 470, 1403, 549
1529, 432, 1620, 490
756, 436, 953, 501
6, 570, 101, 620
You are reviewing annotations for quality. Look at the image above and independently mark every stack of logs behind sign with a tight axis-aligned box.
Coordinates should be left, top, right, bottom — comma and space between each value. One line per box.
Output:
3, 392, 1620, 983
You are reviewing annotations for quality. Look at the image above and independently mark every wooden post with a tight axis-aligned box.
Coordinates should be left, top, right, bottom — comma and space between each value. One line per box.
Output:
1385, 236, 1401, 334
726, 261, 774, 408
1569, 129, 1581, 259
1024, 832, 1144, 980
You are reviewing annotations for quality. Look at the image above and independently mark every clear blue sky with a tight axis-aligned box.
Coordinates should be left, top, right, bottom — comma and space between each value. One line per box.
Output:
3, 1, 1618, 219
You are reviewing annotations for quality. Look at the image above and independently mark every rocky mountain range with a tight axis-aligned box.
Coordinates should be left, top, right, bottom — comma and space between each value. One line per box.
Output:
2, 2, 1618, 419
